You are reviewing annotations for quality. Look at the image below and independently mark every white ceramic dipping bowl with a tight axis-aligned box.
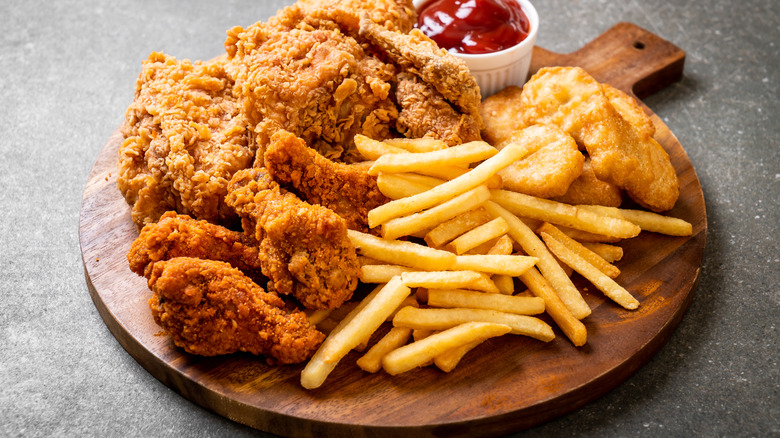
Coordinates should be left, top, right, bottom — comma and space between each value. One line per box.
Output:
412, 0, 539, 98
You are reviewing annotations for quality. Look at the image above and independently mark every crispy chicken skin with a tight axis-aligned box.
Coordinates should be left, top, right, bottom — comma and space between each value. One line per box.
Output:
225, 168, 360, 310
395, 72, 482, 145
148, 257, 324, 364
118, 52, 253, 229
264, 130, 389, 232
297, 0, 416, 33
225, 5, 399, 164
127, 211, 263, 280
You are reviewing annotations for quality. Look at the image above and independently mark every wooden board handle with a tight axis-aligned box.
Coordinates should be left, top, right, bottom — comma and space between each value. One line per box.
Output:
530, 22, 685, 98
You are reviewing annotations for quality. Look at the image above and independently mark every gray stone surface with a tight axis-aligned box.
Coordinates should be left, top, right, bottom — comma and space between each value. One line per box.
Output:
1, 0, 777, 437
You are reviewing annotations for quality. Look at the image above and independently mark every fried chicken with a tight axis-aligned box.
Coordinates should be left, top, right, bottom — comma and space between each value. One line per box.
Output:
479, 85, 528, 146
118, 52, 253, 229
225, 168, 360, 310
147, 257, 324, 364
264, 130, 388, 232
225, 5, 399, 165
551, 158, 623, 207
297, 0, 416, 33
519, 67, 679, 211
127, 211, 264, 281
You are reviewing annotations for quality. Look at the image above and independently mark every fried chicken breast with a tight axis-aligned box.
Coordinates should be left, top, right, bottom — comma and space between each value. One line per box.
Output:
264, 130, 388, 233
118, 52, 253, 229
148, 257, 324, 364
226, 168, 360, 310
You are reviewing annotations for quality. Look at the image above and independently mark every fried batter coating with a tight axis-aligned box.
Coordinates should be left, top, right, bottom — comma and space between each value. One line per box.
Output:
225, 168, 359, 310
519, 67, 679, 211
148, 257, 324, 364
118, 52, 253, 229
496, 124, 584, 198
297, 0, 416, 33
479, 85, 528, 146
225, 6, 398, 164
127, 211, 263, 280
395, 72, 482, 145
552, 158, 623, 207
264, 130, 388, 233
602, 84, 655, 140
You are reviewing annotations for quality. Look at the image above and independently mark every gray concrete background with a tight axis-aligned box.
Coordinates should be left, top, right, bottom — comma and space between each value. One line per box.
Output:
1, 0, 777, 436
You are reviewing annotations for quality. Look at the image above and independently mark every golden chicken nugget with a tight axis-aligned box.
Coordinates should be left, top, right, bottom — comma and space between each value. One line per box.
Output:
479, 85, 528, 146
602, 84, 655, 140
552, 158, 623, 207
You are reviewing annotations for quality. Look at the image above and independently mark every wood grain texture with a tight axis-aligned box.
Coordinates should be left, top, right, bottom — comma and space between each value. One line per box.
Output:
79, 23, 705, 437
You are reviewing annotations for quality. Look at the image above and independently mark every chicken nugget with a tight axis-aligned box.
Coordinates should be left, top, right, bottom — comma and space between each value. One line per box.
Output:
479, 85, 528, 146
552, 158, 623, 207
602, 84, 655, 140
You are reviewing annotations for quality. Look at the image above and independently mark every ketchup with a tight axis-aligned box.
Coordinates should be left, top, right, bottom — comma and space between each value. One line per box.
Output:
416, 0, 530, 54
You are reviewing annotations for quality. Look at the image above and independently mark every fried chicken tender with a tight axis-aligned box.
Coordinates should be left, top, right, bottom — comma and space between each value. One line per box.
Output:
519, 67, 679, 211
495, 124, 584, 198
395, 72, 482, 145
358, 17, 483, 130
148, 257, 324, 364
225, 5, 399, 164
552, 158, 623, 207
264, 130, 388, 233
127, 211, 263, 281
479, 85, 528, 146
225, 168, 359, 310
118, 52, 253, 229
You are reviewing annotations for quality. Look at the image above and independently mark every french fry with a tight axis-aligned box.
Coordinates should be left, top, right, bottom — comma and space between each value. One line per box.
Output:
424, 207, 493, 247
490, 189, 641, 239
484, 201, 592, 319
401, 270, 484, 290
433, 339, 484, 372
347, 229, 457, 270
579, 205, 693, 236
451, 254, 537, 276
462, 273, 501, 294
427, 289, 545, 315
354, 134, 407, 160
376, 173, 446, 200
381, 185, 491, 240
519, 268, 587, 347
487, 234, 515, 255
393, 306, 555, 341
581, 242, 624, 263
368, 141, 498, 176
368, 141, 531, 227
356, 326, 413, 373
537, 222, 621, 278
387, 296, 419, 321
306, 308, 333, 325
360, 264, 418, 284
493, 274, 515, 295
541, 232, 639, 310
447, 217, 509, 254
381, 322, 512, 375
557, 225, 622, 243
301, 277, 411, 389
383, 137, 448, 152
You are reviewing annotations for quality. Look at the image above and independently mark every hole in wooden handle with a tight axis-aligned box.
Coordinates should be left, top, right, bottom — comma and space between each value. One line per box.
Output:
633, 41, 646, 50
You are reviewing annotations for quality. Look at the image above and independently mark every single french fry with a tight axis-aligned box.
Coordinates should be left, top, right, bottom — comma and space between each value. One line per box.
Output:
381, 185, 491, 240
360, 264, 418, 284
493, 274, 515, 295
354, 134, 407, 160
368, 141, 531, 227
356, 326, 413, 373
427, 289, 545, 315
484, 201, 592, 319
306, 308, 333, 325
376, 173, 446, 200
424, 207, 493, 247
581, 242, 624, 263
557, 225, 622, 243
538, 223, 621, 278
490, 189, 641, 239
541, 232, 639, 310
464, 273, 501, 293
434, 339, 484, 372
368, 141, 498, 176
393, 306, 555, 342
519, 268, 587, 347
451, 254, 537, 276
301, 278, 411, 389
382, 322, 512, 375
487, 234, 515, 255
383, 137, 449, 152
401, 270, 483, 290
447, 217, 509, 254
347, 229, 456, 270
579, 205, 693, 236
387, 296, 420, 321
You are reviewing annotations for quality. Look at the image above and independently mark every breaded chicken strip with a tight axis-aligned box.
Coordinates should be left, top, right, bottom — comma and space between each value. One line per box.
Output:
226, 168, 359, 310
118, 52, 253, 229
519, 67, 679, 211
264, 130, 388, 233
148, 257, 324, 364
127, 211, 263, 281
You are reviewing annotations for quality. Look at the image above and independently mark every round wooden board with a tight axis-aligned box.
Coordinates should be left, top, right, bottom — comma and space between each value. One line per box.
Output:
79, 23, 706, 438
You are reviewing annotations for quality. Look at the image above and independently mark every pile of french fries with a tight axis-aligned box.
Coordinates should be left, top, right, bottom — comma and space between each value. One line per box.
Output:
300, 135, 693, 390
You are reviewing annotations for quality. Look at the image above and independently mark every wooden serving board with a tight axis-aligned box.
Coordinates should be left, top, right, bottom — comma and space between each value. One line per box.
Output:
79, 23, 705, 437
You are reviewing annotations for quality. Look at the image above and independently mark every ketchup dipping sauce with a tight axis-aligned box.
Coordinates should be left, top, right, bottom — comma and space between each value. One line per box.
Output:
416, 0, 531, 54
